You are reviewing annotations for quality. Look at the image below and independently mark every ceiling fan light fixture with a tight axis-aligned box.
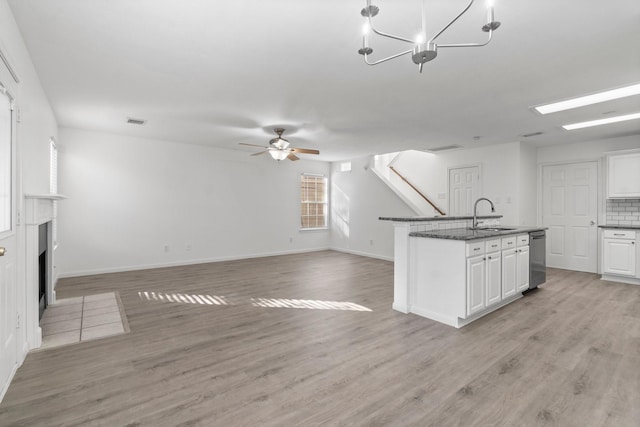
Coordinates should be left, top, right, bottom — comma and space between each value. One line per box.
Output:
270, 137, 290, 150
269, 149, 290, 161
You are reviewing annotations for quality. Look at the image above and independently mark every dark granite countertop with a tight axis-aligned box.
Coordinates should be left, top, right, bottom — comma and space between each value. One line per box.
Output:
410, 226, 547, 241
379, 215, 503, 222
598, 225, 640, 230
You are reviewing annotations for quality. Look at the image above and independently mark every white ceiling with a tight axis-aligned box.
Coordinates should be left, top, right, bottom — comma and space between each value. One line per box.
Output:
7, 0, 640, 161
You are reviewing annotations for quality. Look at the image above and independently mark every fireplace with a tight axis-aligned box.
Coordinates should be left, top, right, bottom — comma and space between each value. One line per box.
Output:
24, 194, 64, 349
38, 222, 48, 319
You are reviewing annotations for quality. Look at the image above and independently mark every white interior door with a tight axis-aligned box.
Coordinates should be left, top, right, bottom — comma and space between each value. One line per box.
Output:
0, 83, 17, 399
449, 166, 480, 216
542, 162, 598, 273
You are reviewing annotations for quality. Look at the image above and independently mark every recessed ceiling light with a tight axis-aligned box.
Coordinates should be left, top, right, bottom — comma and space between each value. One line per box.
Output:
425, 145, 462, 152
520, 131, 544, 138
127, 117, 146, 125
562, 112, 640, 130
533, 83, 640, 115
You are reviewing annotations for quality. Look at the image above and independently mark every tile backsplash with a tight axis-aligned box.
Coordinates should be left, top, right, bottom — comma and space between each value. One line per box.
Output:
606, 199, 640, 226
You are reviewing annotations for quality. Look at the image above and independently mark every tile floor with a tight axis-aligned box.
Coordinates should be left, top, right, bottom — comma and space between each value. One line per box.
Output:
40, 292, 128, 350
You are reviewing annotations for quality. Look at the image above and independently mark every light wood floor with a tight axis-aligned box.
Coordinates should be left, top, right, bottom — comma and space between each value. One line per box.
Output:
1, 250, 639, 426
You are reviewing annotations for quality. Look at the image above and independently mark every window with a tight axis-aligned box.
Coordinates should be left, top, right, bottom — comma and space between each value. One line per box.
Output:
300, 174, 328, 230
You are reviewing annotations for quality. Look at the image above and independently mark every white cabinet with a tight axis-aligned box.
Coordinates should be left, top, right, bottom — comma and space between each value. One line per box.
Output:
502, 234, 530, 297
466, 255, 486, 316
410, 231, 534, 328
466, 239, 502, 316
501, 248, 517, 298
607, 151, 640, 198
603, 229, 636, 277
516, 246, 530, 292
485, 248, 502, 307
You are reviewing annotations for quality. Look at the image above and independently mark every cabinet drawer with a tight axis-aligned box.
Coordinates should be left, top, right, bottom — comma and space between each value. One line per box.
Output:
603, 229, 636, 239
517, 234, 529, 247
466, 241, 485, 256
501, 236, 517, 249
485, 239, 501, 253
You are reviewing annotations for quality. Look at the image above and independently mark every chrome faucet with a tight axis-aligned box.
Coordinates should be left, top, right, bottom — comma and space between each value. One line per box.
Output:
473, 197, 495, 228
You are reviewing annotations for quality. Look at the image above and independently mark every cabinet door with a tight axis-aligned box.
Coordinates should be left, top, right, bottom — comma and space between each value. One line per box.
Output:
603, 238, 636, 276
502, 248, 517, 298
467, 255, 486, 316
516, 246, 530, 292
608, 152, 640, 198
485, 252, 502, 306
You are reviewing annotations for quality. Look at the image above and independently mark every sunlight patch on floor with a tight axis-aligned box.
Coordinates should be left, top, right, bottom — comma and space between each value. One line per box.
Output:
137, 291, 372, 312
251, 297, 372, 312
138, 291, 228, 305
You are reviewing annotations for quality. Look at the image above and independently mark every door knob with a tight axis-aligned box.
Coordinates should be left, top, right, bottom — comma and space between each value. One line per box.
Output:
590, 220, 596, 226
0, 247, 5, 256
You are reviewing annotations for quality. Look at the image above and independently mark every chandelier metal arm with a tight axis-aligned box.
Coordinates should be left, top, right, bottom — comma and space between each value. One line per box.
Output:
358, 0, 501, 72
428, 0, 475, 44
438, 29, 494, 48
366, 13, 414, 44
363, 49, 413, 66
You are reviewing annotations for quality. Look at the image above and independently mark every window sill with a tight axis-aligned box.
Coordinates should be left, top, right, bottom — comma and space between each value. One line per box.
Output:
299, 227, 329, 232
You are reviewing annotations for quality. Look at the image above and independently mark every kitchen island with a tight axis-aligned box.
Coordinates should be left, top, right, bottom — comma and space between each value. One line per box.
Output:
380, 215, 546, 328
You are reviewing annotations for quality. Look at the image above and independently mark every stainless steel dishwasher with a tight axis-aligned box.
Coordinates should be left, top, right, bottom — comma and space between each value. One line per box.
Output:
528, 230, 546, 290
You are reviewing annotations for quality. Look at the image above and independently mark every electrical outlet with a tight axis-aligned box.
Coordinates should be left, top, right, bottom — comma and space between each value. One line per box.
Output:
164, 245, 170, 253
289, 237, 293, 243
186, 244, 191, 252
370, 239, 374, 245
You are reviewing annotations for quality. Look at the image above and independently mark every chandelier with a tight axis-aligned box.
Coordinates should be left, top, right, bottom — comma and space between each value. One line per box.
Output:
358, 0, 501, 73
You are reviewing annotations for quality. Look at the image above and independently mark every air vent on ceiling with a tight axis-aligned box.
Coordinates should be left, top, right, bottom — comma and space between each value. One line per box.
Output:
424, 145, 462, 152
520, 131, 544, 138
127, 117, 146, 125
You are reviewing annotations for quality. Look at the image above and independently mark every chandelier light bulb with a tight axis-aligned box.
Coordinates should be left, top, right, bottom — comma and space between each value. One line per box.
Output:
416, 33, 425, 44
362, 22, 371, 35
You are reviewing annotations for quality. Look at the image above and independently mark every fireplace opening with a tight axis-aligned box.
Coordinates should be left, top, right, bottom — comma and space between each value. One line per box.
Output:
38, 222, 48, 320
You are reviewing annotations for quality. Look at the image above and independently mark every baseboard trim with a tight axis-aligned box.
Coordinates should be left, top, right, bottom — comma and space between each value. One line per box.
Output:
58, 247, 333, 278
329, 247, 394, 262
600, 274, 640, 286
0, 362, 19, 404
58, 247, 393, 278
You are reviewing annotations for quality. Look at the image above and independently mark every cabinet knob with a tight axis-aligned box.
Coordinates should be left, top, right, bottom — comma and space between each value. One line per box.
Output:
0, 247, 5, 257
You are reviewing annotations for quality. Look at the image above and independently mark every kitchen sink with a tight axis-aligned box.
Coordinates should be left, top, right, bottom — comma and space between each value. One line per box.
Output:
468, 227, 516, 232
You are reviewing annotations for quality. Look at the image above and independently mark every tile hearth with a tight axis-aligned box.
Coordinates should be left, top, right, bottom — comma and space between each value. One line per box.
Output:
39, 292, 129, 349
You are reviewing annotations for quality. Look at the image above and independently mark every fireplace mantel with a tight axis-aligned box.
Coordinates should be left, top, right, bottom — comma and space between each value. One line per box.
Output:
24, 193, 65, 225
24, 193, 65, 349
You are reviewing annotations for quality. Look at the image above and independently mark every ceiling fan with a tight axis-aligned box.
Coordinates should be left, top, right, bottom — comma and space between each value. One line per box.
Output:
239, 128, 320, 161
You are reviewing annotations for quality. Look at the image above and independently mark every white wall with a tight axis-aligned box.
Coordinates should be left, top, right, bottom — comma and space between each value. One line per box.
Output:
331, 142, 540, 261
537, 135, 640, 164
57, 128, 331, 276
391, 142, 537, 225
330, 156, 414, 260
1, 0, 58, 397
0, 2, 57, 195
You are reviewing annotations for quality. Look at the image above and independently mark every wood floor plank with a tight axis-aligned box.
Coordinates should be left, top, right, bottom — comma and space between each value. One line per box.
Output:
1, 251, 639, 426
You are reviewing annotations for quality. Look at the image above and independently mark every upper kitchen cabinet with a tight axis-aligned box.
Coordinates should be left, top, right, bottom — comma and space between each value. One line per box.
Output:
607, 150, 640, 198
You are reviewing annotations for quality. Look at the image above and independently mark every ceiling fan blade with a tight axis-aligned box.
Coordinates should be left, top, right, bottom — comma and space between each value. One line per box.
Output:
287, 153, 300, 161
291, 148, 320, 155
251, 150, 268, 156
239, 142, 269, 149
